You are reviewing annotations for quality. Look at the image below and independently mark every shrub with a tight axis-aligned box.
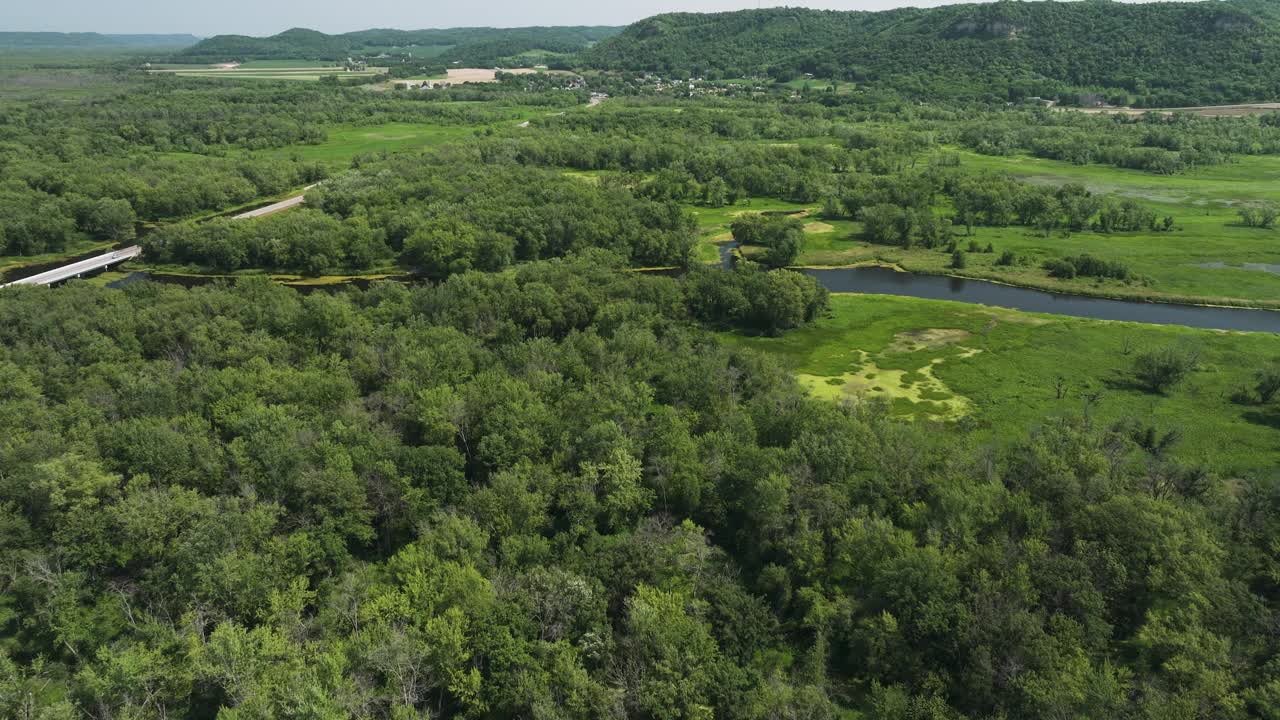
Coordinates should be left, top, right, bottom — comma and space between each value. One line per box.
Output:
1044, 254, 1130, 281
1044, 258, 1076, 278
1239, 205, 1280, 229
950, 250, 967, 269
1257, 362, 1280, 404
1133, 346, 1198, 394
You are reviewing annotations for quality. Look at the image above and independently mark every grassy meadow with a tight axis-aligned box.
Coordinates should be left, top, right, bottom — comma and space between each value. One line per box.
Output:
725, 292, 1280, 475
691, 148, 1280, 307
236, 122, 502, 166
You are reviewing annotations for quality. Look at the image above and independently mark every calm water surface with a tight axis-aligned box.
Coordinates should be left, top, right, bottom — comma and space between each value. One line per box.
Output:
805, 266, 1280, 333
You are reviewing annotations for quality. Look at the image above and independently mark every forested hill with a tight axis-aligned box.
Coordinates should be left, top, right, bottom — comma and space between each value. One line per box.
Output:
0, 32, 200, 49
582, 0, 1280, 106
178, 26, 620, 65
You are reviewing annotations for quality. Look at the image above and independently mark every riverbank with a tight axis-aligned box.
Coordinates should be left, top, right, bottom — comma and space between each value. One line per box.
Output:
724, 293, 1280, 475
790, 237, 1280, 312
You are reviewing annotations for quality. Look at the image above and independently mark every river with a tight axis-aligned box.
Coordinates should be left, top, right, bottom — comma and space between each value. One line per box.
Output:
705, 239, 1280, 332
804, 266, 1280, 333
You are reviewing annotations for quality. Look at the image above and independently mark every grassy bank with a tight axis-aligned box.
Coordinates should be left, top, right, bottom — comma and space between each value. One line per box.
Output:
724, 293, 1280, 475
686, 150, 1280, 307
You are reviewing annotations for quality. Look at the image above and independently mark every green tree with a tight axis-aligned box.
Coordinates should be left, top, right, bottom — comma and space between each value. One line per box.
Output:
1256, 362, 1280, 404
620, 585, 721, 720
1133, 346, 1199, 394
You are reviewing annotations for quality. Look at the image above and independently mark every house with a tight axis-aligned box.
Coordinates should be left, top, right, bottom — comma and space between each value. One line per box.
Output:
1078, 93, 1107, 108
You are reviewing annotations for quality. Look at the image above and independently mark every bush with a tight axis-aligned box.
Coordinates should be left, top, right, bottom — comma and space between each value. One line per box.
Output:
1071, 254, 1131, 280
950, 250, 967, 269
1239, 205, 1280, 229
1133, 346, 1198, 394
995, 250, 1017, 266
1043, 254, 1130, 281
1044, 258, 1076, 278
1257, 362, 1280, 403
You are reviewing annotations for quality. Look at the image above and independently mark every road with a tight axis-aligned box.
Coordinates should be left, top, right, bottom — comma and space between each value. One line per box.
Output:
0, 246, 143, 288
4, 184, 318, 288
233, 184, 317, 219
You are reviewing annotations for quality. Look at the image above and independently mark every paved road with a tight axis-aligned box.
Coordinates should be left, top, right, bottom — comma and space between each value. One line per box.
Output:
1, 246, 143, 288
233, 186, 316, 219
6, 183, 317, 289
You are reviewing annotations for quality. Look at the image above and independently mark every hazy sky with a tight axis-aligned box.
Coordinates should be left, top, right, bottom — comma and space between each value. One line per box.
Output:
4, 0, 1157, 37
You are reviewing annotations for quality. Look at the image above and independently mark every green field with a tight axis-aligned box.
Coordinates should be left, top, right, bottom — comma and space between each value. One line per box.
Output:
726, 293, 1280, 475
236, 119, 529, 166
0, 48, 140, 98
149, 63, 387, 81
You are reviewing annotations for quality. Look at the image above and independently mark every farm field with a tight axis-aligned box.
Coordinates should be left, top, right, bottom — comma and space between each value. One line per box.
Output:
1059, 102, 1280, 117
381, 67, 550, 90
149, 62, 387, 81
726, 292, 1280, 475
0, 48, 142, 97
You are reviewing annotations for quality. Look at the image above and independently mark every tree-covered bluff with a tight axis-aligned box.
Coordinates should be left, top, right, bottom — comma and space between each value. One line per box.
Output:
583, 0, 1280, 106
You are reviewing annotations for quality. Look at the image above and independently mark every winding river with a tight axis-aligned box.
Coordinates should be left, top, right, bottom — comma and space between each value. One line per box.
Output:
804, 265, 1280, 333
716, 241, 1280, 332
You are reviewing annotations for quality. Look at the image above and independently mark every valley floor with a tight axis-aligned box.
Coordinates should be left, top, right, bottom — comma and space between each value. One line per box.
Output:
725, 293, 1280, 476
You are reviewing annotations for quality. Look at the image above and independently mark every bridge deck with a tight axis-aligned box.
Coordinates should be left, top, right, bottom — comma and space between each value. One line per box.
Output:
1, 246, 143, 288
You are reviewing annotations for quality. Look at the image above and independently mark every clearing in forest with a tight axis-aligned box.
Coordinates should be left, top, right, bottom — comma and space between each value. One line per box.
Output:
724, 293, 1280, 474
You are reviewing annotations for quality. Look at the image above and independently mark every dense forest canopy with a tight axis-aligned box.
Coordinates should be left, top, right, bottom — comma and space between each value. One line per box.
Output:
583, 0, 1280, 106
0, 79, 533, 256
4, 260, 1279, 719
176, 25, 620, 65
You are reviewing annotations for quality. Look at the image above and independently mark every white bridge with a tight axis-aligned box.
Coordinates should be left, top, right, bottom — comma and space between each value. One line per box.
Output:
1, 246, 143, 289
2, 185, 315, 291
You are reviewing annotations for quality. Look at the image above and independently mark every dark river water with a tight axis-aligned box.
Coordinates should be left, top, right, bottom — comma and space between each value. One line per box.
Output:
804, 266, 1280, 333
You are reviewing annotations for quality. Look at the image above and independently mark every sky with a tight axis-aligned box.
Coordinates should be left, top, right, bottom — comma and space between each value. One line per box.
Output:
5, 0, 1158, 37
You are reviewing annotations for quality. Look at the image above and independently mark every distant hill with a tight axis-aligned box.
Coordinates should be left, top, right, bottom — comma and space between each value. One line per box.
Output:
178, 26, 619, 66
581, 0, 1280, 106
0, 32, 200, 49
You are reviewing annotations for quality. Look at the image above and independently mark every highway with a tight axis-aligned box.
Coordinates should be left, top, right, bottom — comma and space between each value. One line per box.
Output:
0, 246, 143, 288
